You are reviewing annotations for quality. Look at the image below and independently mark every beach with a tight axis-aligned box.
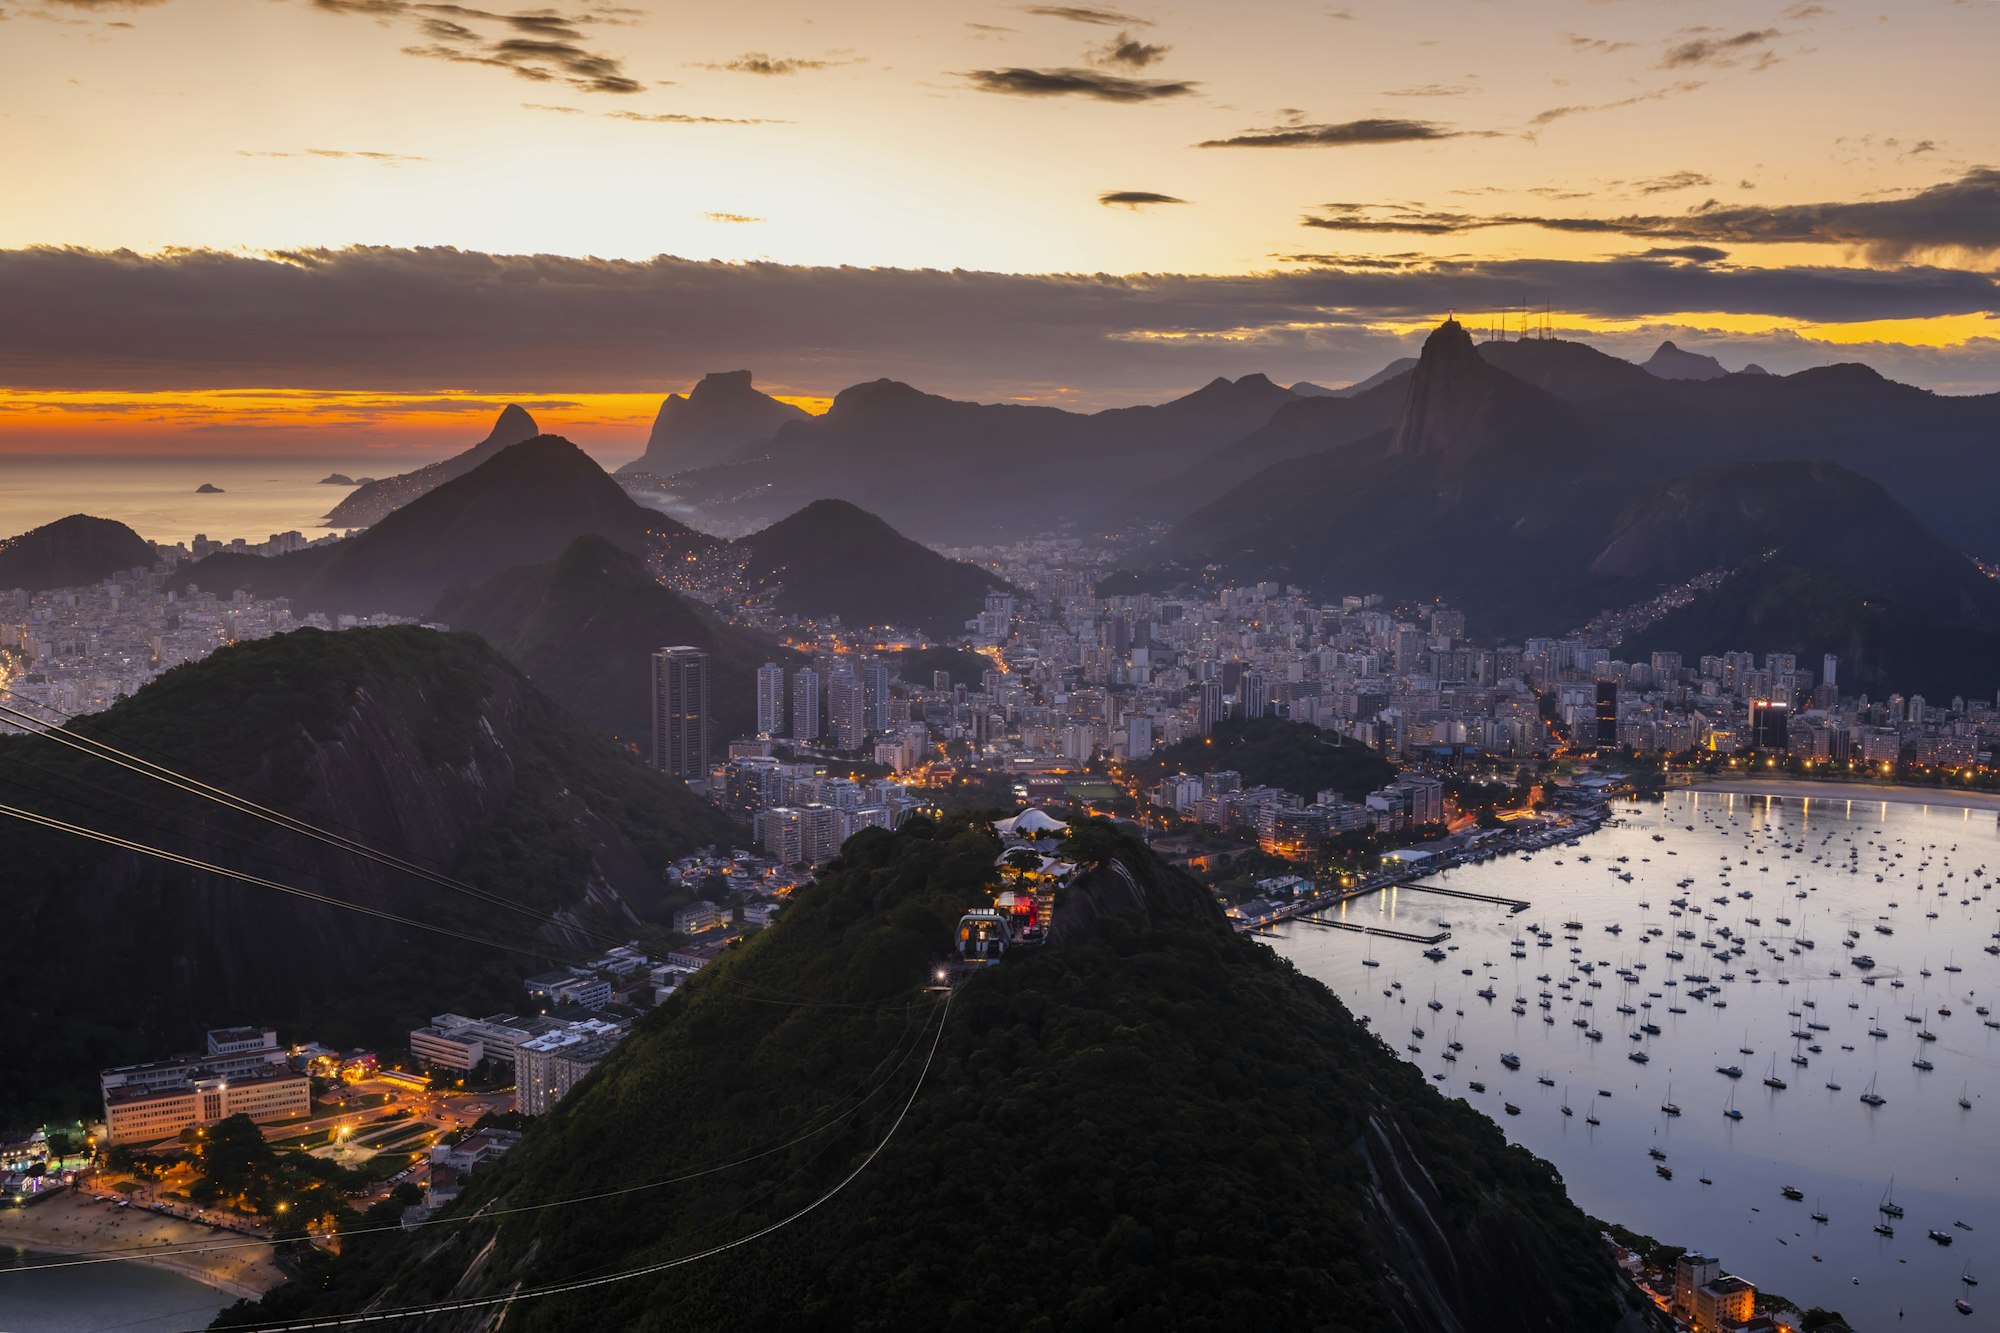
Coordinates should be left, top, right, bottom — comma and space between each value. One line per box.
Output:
1691, 776, 2000, 813
0, 1190, 283, 1301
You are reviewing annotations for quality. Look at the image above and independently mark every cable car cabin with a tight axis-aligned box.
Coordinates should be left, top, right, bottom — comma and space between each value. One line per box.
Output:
955, 908, 1012, 965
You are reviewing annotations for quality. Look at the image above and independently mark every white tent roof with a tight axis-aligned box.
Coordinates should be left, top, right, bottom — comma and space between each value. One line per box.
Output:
993, 807, 1069, 836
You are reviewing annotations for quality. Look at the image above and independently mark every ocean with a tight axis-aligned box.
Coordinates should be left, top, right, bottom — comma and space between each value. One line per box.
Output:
0, 1247, 232, 1332
1270, 788, 2000, 1329
0, 455, 401, 548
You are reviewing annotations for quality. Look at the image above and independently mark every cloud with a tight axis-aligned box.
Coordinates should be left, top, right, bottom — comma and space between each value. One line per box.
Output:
1633, 171, 1712, 195
964, 67, 1194, 101
310, 1, 644, 94
1660, 28, 1780, 69
1021, 5, 1150, 26
238, 149, 426, 164
43, 0, 169, 6
1088, 31, 1167, 68
700, 52, 847, 76
703, 212, 764, 224
1305, 168, 2000, 262
1382, 83, 1473, 97
1637, 246, 1731, 263
606, 110, 784, 125
2, 246, 1992, 403
1199, 118, 1467, 148
1567, 34, 1634, 55
1529, 80, 1705, 129
1099, 190, 1187, 207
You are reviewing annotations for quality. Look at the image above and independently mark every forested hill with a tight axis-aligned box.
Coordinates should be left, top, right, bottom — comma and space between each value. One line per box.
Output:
0, 626, 734, 1123
226, 820, 1627, 1333
1138, 715, 1397, 802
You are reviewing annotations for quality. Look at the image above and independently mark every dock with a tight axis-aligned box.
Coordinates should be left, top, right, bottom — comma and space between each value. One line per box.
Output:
1396, 882, 1532, 913
1287, 916, 1449, 944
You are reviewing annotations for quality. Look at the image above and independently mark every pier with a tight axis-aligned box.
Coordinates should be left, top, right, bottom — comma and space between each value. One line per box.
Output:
1395, 882, 1532, 913
1286, 916, 1448, 944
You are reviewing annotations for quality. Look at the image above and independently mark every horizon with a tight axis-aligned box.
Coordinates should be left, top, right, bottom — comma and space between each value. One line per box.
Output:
3, 0, 1998, 454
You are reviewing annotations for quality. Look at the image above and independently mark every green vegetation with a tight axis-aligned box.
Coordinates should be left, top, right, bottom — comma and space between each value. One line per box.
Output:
0, 513, 156, 592
739, 499, 1006, 638
0, 626, 737, 1124
437, 534, 796, 746
229, 820, 1619, 1332
1137, 715, 1396, 802
887, 646, 992, 690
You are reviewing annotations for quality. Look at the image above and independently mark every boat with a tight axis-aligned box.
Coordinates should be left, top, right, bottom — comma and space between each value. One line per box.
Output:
1661, 1084, 1681, 1116
1960, 1084, 1973, 1110
1875, 1222, 1895, 1237
1656, 1164, 1673, 1179
1860, 1075, 1887, 1108
1723, 1087, 1742, 1121
1811, 1201, 1828, 1223
1957, 1298, 1974, 1315
1503, 1102, 1521, 1116
1468, 1081, 1486, 1093
1423, 947, 1447, 961
1500, 1052, 1521, 1070
1881, 1179, 1905, 1218
1931, 1229, 1956, 1246
1781, 1185, 1804, 1201
1648, 1147, 1667, 1161
1629, 1051, 1650, 1064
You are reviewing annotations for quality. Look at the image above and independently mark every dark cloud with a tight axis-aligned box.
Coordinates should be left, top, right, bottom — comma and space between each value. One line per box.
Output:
1021, 5, 1150, 26
1200, 118, 1466, 149
1305, 169, 2000, 262
1099, 190, 1187, 207
964, 66, 1194, 101
310, 1, 642, 94
701, 52, 843, 76
1633, 171, 1712, 195
2, 246, 1991, 402
1088, 32, 1167, 68
1638, 246, 1731, 263
1660, 28, 1780, 69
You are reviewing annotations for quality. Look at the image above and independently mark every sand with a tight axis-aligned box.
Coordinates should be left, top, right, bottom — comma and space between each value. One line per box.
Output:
1691, 776, 2000, 814
0, 1189, 284, 1300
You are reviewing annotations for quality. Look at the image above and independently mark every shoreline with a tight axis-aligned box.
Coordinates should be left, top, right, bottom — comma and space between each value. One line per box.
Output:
1687, 776, 2000, 814
0, 1190, 283, 1302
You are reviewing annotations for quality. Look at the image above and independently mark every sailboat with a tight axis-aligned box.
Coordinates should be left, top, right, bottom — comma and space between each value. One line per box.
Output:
1810, 1199, 1828, 1224
1561, 1086, 1573, 1117
1960, 1083, 1973, 1110
1763, 1055, 1787, 1091
1362, 937, 1380, 968
1860, 1074, 1886, 1107
1661, 1083, 1681, 1117
1880, 1178, 1905, 1219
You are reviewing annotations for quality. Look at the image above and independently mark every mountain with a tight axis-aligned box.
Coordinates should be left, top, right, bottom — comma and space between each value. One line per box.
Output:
1145, 322, 2000, 694
0, 514, 154, 591
616, 371, 811, 478
1327, 356, 1418, 397
662, 374, 1304, 540
323, 405, 540, 528
1607, 462, 2000, 696
195, 436, 715, 617
0, 626, 736, 1123
1640, 339, 1728, 381
1390, 319, 1572, 467
226, 820, 1624, 1333
735, 499, 1005, 638
1475, 337, 1660, 403
437, 536, 795, 745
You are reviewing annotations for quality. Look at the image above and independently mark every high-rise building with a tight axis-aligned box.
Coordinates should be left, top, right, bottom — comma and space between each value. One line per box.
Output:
1749, 699, 1790, 751
755, 661, 785, 738
1198, 679, 1224, 735
1593, 680, 1619, 748
792, 667, 821, 742
830, 672, 868, 751
1672, 1254, 1720, 1321
1821, 653, 1839, 690
650, 647, 710, 778
862, 660, 891, 733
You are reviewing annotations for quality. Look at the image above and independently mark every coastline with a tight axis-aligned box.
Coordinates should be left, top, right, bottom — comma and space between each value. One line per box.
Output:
1688, 775, 2000, 814
0, 1191, 283, 1302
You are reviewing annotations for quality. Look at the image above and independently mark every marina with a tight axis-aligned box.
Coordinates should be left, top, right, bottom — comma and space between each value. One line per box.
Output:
1271, 786, 2000, 1330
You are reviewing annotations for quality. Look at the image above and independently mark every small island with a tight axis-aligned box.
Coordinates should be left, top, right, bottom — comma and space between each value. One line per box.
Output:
319, 473, 356, 486
195, 483, 225, 493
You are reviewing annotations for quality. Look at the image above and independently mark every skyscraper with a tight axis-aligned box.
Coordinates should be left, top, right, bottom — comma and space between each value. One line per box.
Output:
792, 666, 821, 743
756, 661, 785, 737
1198, 679, 1223, 735
1593, 680, 1619, 749
830, 671, 868, 751
862, 660, 891, 734
650, 646, 710, 778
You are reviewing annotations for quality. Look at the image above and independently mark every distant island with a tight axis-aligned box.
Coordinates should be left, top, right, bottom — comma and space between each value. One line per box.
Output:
194, 483, 225, 494
319, 473, 356, 486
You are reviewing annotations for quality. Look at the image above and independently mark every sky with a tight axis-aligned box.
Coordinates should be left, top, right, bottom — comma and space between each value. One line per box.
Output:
1, 0, 1997, 458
